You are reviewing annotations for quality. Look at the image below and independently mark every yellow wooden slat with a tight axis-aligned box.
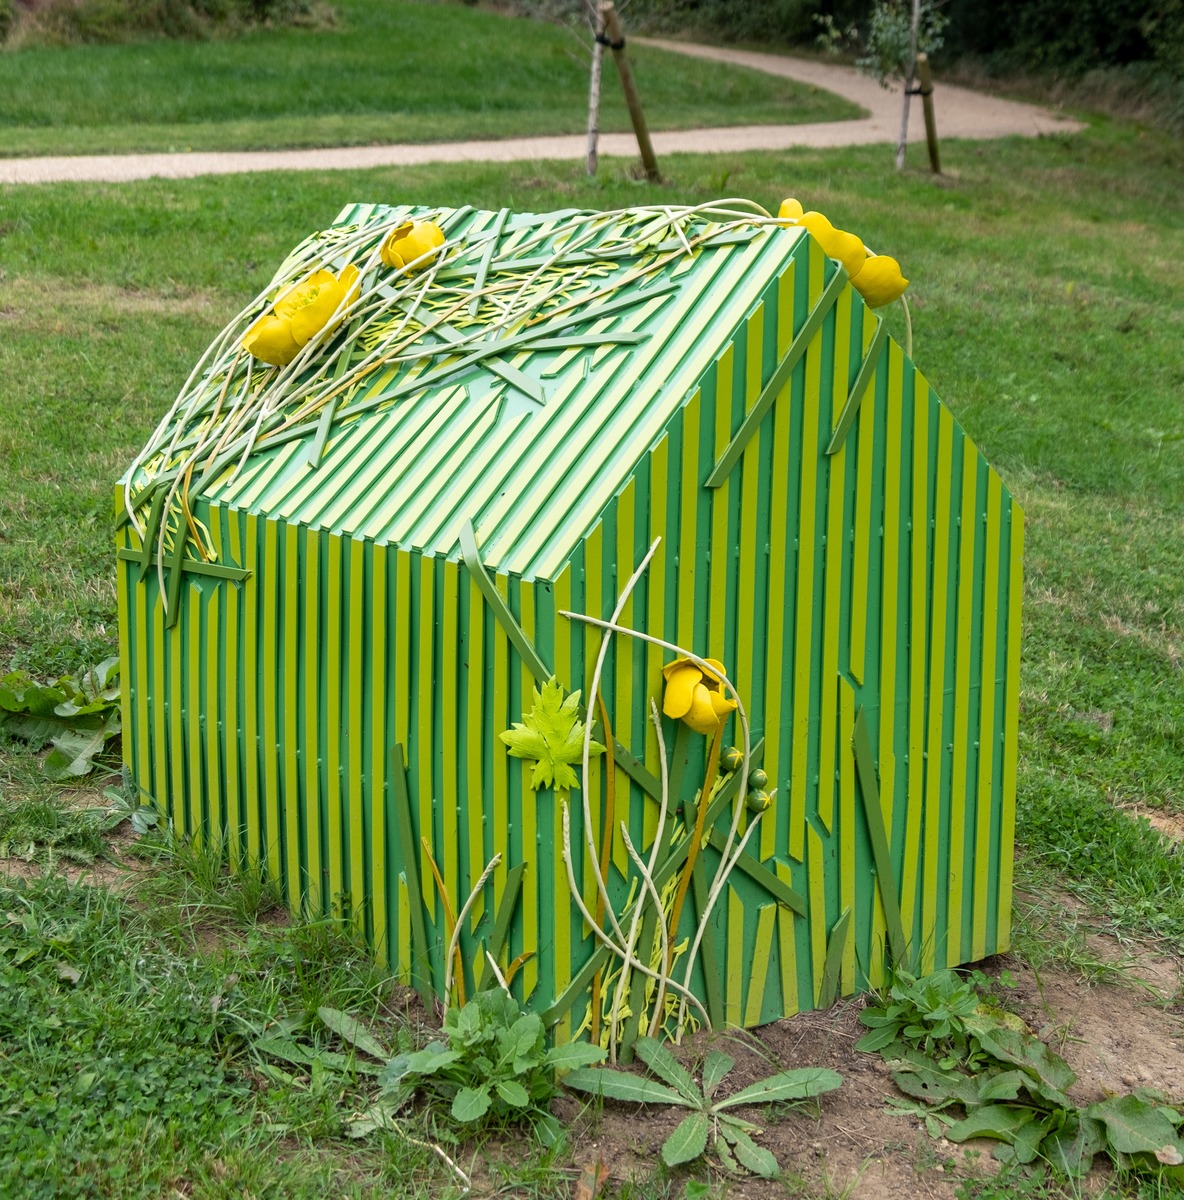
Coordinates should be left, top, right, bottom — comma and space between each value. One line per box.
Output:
676, 391, 702, 652
303, 530, 322, 915
763, 266, 796, 862
417, 555, 435, 912
553, 566, 574, 1041
922, 408, 955, 972
398, 875, 412, 986
493, 573, 510, 905
807, 824, 828, 1005
840, 678, 857, 992
205, 581, 223, 852
441, 560, 461, 942
973, 473, 1003, 960
284, 524, 301, 911
947, 441, 979, 966
744, 904, 777, 1027
727, 886, 744, 1029
371, 543, 388, 961
168, 602, 185, 836
224, 515, 242, 869
466, 576, 487, 928
186, 591, 203, 844
878, 343, 905, 951
817, 289, 852, 833
394, 551, 411, 752
849, 317, 879, 685
775, 863, 799, 1015
644, 441, 668, 804
128, 563, 151, 805
242, 514, 261, 863
261, 521, 283, 881
613, 481, 636, 884
737, 308, 762, 833
789, 247, 826, 862
520, 580, 539, 1001
709, 349, 734, 660
997, 505, 1025, 949
900, 374, 929, 960
326, 533, 344, 914
582, 523, 613, 885
348, 537, 367, 932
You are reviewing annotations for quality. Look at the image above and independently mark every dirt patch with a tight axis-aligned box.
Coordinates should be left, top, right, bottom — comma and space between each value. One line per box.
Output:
1138, 810, 1184, 845
565, 937, 1184, 1198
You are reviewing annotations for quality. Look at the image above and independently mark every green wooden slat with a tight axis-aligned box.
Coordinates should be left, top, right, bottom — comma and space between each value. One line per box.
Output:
459, 520, 552, 684
130, 489, 167, 581
477, 861, 527, 989
704, 829, 807, 915
434, 323, 547, 405
818, 907, 852, 1008
116, 547, 250, 583
851, 708, 909, 967
470, 206, 509, 317
686, 800, 725, 1027
611, 737, 663, 800
825, 318, 889, 456
162, 525, 189, 629
307, 396, 339, 470
524, 333, 648, 351
705, 265, 846, 488
392, 744, 435, 1007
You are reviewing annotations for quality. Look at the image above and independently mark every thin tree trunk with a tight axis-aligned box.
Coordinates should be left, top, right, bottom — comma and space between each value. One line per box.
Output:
586, 1, 604, 175
895, 0, 922, 170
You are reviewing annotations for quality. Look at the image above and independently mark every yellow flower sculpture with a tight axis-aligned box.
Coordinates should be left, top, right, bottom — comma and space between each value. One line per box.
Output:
662, 656, 738, 736
778, 197, 908, 309
242, 264, 360, 367
380, 220, 445, 273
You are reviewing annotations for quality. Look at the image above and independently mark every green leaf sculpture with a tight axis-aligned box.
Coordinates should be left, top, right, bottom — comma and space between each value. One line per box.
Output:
500, 676, 605, 792
563, 1036, 842, 1178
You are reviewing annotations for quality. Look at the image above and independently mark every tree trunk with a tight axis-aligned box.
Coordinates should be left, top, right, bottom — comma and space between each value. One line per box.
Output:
586, 3, 605, 176
895, 0, 922, 170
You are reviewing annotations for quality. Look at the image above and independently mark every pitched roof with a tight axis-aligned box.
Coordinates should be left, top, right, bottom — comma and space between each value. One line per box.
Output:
127, 200, 805, 580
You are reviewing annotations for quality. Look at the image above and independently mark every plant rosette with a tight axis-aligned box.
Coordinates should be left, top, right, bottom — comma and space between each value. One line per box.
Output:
361, 989, 604, 1146
241, 263, 361, 367
563, 1037, 842, 1178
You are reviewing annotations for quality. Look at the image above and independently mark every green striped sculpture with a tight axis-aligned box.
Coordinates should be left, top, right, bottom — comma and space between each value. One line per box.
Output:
117, 199, 1023, 1048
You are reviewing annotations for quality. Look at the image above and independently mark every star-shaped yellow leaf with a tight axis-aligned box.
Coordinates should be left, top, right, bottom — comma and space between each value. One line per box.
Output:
500, 676, 605, 792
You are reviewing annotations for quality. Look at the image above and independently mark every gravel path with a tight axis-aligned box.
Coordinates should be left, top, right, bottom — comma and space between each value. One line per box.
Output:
0, 39, 1083, 185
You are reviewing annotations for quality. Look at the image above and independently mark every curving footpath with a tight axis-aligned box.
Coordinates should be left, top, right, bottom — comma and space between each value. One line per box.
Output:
0, 40, 1084, 186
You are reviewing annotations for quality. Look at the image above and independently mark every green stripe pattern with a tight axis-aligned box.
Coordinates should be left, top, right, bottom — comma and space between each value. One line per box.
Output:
117, 203, 1023, 1040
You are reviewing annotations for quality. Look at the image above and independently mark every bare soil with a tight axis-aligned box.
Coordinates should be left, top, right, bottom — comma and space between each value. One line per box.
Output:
564, 923, 1184, 1199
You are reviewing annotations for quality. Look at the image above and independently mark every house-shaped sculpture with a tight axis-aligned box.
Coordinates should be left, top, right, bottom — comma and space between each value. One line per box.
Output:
117, 199, 1023, 1048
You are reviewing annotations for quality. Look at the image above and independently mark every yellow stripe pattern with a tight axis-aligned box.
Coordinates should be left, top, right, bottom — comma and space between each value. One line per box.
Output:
115, 228, 1027, 1041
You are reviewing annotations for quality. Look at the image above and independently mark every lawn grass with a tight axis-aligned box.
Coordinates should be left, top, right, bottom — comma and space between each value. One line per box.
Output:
0, 0, 861, 157
1, 118, 1182, 1197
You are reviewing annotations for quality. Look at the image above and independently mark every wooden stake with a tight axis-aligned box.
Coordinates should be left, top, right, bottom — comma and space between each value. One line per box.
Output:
916, 52, 941, 174
599, 2, 660, 183
586, 3, 605, 176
